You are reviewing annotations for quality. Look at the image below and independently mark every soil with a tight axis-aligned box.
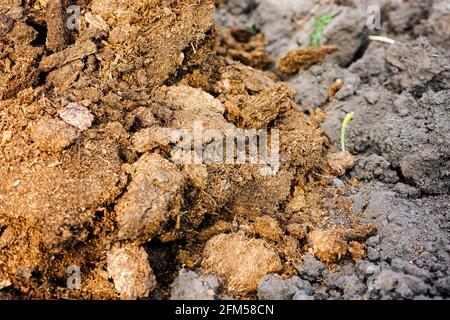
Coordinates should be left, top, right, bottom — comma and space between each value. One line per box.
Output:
0, 0, 449, 300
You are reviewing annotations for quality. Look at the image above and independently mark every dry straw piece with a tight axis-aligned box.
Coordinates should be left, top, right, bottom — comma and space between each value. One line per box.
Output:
277, 46, 339, 74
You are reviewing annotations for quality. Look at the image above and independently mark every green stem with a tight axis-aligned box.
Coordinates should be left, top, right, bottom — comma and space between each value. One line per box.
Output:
310, 14, 333, 46
340, 112, 354, 152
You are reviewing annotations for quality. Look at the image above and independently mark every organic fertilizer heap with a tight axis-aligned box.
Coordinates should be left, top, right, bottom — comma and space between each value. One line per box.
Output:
0, 0, 375, 299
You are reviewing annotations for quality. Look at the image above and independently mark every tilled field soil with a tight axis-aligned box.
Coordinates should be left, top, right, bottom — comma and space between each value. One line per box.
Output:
0, 0, 449, 300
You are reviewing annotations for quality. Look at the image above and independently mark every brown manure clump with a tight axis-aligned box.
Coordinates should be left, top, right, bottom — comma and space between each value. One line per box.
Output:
0, 0, 375, 299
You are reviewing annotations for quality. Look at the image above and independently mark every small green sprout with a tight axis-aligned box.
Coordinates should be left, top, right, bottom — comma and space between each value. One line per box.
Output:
246, 24, 259, 35
310, 14, 333, 46
340, 112, 354, 152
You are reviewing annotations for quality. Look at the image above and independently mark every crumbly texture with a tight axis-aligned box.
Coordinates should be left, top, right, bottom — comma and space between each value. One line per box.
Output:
170, 270, 220, 300
1, 0, 448, 301
277, 46, 339, 74
201, 233, 283, 293
106, 244, 156, 300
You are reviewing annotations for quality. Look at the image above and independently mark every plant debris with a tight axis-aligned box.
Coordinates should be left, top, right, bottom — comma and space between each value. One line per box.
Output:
277, 46, 339, 74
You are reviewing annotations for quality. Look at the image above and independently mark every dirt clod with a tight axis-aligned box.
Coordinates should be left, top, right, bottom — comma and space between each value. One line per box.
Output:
107, 244, 156, 300
202, 233, 282, 293
115, 153, 185, 243
30, 119, 79, 152
326, 152, 356, 176
170, 270, 219, 300
257, 274, 313, 300
308, 228, 349, 264
59, 102, 95, 132
254, 216, 284, 242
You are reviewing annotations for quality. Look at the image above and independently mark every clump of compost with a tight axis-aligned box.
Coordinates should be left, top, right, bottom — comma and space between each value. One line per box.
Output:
0, 0, 374, 299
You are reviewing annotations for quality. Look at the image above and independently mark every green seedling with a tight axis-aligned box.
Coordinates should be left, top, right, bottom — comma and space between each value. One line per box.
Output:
246, 23, 259, 35
310, 14, 333, 46
340, 112, 354, 152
